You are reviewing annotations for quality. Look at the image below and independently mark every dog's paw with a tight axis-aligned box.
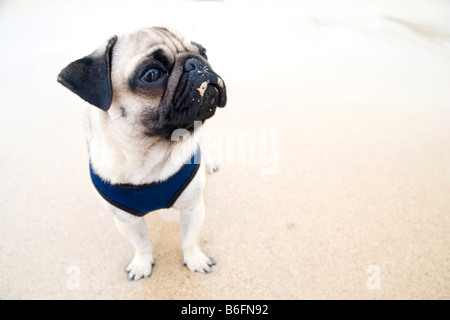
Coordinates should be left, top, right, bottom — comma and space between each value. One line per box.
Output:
204, 151, 219, 174
125, 252, 154, 281
183, 247, 216, 274
205, 162, 219, 175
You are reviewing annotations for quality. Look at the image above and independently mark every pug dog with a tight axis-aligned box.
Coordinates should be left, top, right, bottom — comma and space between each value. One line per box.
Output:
57, 27, 226, 280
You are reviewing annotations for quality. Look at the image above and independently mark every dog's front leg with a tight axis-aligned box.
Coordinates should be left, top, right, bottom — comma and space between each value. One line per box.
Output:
180, 196, 215, 273
114, 214, 154, 281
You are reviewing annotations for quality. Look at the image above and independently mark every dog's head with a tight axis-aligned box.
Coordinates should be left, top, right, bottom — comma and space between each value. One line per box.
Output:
58, 27, 226, 139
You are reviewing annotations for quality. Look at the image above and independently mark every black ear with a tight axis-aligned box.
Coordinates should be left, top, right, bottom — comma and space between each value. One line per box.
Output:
57, 36, 118, 111
192, 42, 207, 60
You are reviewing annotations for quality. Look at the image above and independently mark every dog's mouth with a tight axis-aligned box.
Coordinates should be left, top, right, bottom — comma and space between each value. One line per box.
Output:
171, 61, 227, 126
179, 81, 226, 131
145, 57, 227, 139
197, 78, 227, 109
196, 81, 226, 115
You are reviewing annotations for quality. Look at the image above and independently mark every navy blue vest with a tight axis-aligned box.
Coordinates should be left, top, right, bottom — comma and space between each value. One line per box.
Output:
89, 148, 201, 216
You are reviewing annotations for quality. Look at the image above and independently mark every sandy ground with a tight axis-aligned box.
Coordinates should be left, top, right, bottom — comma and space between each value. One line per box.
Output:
0, 0, 449, 299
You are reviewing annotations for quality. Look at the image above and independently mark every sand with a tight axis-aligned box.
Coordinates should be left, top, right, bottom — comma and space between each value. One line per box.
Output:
0, 0, 449, 299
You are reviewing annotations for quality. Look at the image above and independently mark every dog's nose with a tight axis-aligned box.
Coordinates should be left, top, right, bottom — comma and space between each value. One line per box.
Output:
184, 58, 208, 72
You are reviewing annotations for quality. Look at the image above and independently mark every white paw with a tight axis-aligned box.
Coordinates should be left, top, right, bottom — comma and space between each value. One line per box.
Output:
183, 247, 215, 274
125, 252, 154, 281
203, 150, 219, 174
205, 162, 219, 175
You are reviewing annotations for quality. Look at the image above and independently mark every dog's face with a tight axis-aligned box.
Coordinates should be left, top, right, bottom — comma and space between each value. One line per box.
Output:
58, 27, 226, 140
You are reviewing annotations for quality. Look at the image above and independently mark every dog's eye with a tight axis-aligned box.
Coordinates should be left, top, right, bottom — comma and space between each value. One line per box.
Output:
140, 68, 163, 83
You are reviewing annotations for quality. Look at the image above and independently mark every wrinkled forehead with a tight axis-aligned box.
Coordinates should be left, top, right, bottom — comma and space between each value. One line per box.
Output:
112, 27, 199, 75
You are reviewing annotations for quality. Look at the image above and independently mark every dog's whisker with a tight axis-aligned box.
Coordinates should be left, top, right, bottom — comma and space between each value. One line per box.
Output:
87, 114, 124, 144
107, 114, 124, 127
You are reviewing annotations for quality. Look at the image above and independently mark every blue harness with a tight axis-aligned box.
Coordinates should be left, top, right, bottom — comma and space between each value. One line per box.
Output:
89, 148, 201, 216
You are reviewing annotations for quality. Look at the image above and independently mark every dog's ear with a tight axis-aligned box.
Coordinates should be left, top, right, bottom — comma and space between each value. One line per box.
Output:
57, 36, 117, 111
192, 42, 207, 60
